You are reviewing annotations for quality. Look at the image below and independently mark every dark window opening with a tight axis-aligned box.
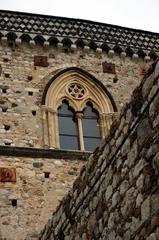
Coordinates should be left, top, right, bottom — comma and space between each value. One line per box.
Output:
83, 102, 101, 151
32, 110, 36, 116
11, 199, 17, 207
2, 88, 7, 93
8, 41, 15, 48
4, 125, 10, 131
44, 172, 50, 178
2, 106, 8, 112
28, 91, 33, 96
4, 142, 11, 146
58, 100, 79, 150
5, 73, 10, 78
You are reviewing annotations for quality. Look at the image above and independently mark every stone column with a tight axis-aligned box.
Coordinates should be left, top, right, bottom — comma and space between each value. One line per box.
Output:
42, 105, 49, 148
76, 112, 84, 151
99, 114, 106, 138
47, 108, 58, 149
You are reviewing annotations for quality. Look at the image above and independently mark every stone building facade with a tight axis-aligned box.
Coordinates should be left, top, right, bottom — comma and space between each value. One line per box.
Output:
40, 59, 159, 240
0, 10, 158, 239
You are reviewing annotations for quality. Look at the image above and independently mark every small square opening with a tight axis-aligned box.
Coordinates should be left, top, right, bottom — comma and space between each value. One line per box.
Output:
4, 125, 10, 131
28, 91, 33, 96
32, 110, 36, 116
11, 199, 17, 207
44, 172, 50, 178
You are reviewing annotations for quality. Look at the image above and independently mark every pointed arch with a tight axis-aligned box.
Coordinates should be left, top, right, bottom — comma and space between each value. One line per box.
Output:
42, 67, 117, 150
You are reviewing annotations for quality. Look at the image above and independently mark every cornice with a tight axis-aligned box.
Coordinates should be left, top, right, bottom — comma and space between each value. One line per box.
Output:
0, 10, 158, 58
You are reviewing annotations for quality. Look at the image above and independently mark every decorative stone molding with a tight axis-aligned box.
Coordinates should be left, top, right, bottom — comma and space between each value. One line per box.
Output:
57, 42, 63, 49
120, 51, 127, 59
0, 10, 158, 52
1, 36, 8, 46
70, 44, 77, 51
108, 49, 115, 58
15, 38, 21, 47
29, 39, 36, 48
144, 55, 151, 62
96, 47, 102, 55
0, 10, 158, 60
83, 46, 90, 53
44, 41, 50, 50
43, 68, 117, 149
132, 53, 139, 62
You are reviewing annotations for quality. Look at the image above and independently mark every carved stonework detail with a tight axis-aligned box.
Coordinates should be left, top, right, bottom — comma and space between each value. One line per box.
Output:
67, 83, 86, 99
44, 70, 116, 149
34, 56, 48, 67
102, 62, 116, 74
0, 167, 16, 182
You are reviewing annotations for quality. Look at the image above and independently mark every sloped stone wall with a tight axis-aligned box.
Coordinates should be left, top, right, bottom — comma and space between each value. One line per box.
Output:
39, 60, 159, 240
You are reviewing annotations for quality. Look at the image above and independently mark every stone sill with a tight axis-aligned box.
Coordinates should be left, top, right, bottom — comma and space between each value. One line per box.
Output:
0, 146, 91, 161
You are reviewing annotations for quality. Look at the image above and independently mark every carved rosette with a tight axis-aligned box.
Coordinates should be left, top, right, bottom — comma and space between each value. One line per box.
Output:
66, 83, 86, 100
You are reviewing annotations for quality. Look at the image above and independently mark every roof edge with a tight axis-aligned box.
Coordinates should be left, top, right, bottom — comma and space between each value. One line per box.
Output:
0, 9, 159, 36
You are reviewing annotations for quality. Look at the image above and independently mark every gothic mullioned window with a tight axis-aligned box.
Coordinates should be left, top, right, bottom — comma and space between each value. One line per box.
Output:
57, 100, 100, 151
42, 67, 117, 151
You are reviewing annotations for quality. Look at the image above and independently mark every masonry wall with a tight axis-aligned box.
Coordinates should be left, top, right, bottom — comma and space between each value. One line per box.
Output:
0, 42, 148, 148
0, 41, 155, 240
0, 154, 85, 240
39, 61, 159, 240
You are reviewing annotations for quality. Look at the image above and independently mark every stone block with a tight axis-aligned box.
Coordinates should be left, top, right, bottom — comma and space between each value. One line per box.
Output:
34, 56, 49, 67
102, 62, 116, 74
0, 167, 16, 182
33, 162, 44, 168
151, 194, 159, 216
137, 118, 153, 150
141, 197, 150, 221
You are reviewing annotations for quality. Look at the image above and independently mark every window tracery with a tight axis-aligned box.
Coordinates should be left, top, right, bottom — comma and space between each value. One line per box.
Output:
42, 68, 117, 151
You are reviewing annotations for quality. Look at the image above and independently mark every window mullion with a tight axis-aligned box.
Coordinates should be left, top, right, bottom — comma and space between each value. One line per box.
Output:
76, 112, 85, 151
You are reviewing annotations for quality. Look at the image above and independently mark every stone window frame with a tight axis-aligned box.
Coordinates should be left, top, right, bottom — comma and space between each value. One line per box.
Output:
42, 67, 117, 150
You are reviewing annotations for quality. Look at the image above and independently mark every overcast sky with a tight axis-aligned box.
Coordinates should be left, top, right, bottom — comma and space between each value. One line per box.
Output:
0, 0, 159, 33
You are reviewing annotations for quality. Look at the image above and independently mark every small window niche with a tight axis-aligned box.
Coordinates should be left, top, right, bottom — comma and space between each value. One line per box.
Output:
11, 199, 17, 207
0, 85, 9, 94
44, 171, 50, 178
2, 88, 7, 93
2, 106, 8, 112
4, 124, 10, 131
4, 73, 10, 78
32, 110, 36, 116
28, 91, 33, 96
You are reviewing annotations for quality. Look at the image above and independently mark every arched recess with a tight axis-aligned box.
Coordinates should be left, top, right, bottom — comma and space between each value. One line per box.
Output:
42, 67, 117, 150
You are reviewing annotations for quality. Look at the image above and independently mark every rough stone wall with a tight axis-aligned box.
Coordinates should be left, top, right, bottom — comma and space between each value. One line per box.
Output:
0, 155, 84, 239
0, 43, 148, 148
39, 60, 159, 240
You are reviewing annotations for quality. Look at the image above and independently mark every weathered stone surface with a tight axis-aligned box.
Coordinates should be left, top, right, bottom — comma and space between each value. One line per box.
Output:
0, 9, 159, 239
39, 61, 159, 240
0, 156, 84, 239
141, 197, 150, 221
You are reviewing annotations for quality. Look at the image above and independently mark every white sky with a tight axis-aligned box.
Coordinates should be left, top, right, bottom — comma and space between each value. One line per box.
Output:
0, 0, 159, 33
